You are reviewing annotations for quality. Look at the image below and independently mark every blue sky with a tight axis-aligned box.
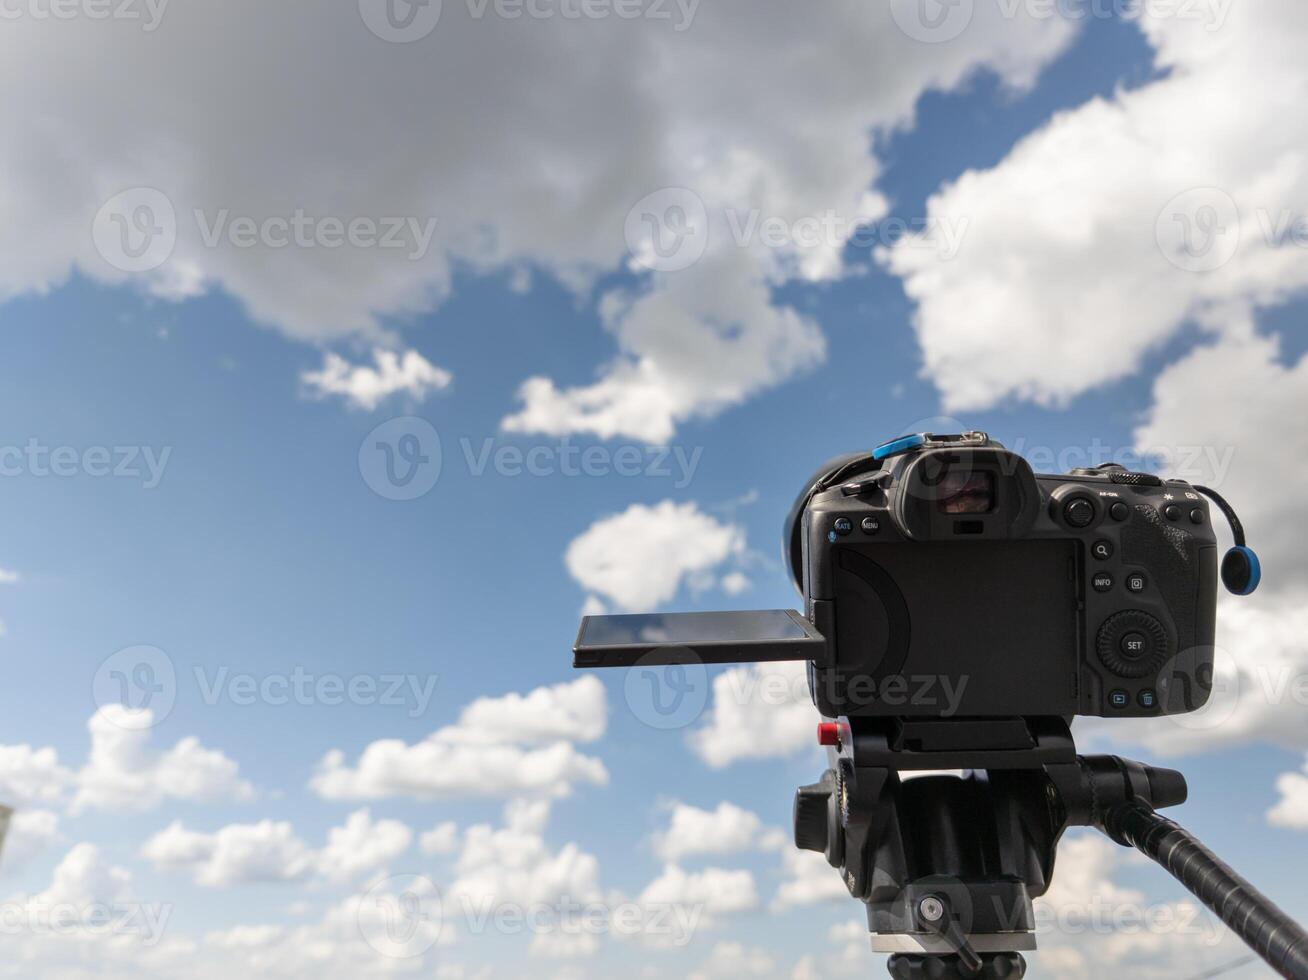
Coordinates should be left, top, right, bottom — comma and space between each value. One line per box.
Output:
0, 3, 1305, 978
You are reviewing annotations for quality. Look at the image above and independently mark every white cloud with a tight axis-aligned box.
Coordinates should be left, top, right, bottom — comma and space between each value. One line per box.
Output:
0, 1, 1073, 431
301, 348, 451, 411
420, 820, 461, 856
636, 864, 758, 922
651, 801, 774, 863
1268, 755, 1308, 830
771, 846, 848, 911
688, 941, 775, 980
310, 677, 608, 800
0, 568, 19, 585
315, 808, 414, 882
142, 808, 411, 886
142, 819, 316, 887
72, 705, 255, 813
0, 809, 61, 871
689, 661, 819, 768
882, 2, 1308, 412
0, 708, 252, 815
451, 675, 607, 746
0, 746, 75, 808
566, 500, 745, 611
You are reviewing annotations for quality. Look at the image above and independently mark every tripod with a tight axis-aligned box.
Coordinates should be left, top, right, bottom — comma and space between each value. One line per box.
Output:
793, 716, 1308, 979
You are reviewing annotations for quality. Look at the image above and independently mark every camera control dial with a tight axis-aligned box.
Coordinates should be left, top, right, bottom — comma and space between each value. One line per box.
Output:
1096, 610, 1169, 678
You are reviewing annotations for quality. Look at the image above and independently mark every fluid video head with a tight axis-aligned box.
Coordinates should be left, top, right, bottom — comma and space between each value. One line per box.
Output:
575, 431, 1260, 721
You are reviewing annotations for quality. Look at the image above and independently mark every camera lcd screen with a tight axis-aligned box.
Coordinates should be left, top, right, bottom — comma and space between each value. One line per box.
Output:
936, 470, 994, 514
575, 609, 825, 668
582, 610, 809, 645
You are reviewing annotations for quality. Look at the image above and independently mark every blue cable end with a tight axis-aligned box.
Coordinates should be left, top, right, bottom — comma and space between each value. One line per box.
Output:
1221, 545, 1261, 596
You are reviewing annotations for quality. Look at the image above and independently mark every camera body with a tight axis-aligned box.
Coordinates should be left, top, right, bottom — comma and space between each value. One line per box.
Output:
798, 433, 1217, 718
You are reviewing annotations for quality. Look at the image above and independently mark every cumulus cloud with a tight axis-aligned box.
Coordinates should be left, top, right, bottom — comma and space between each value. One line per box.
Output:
0, 568, 19, 585
1268, 755, 1308, 830
0, 707, 252, 815
688, 941, 775, 979
310, 676, 608, 800
141, 808, 412, 886
0, 1, 1073, 431
651, 801, 782, 863
689, 660, 819, 768
0, 809, 62, 871
72, 705, 255, 813
142, 819, 316, 887
566, 500, 746, 611
636, 864, 758, 925
771, 846, 849, 912
300, 348, 452, 410
882, 1, 1308, 412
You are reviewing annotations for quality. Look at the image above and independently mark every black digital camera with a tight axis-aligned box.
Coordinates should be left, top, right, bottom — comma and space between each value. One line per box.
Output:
574, 432, 1260, 721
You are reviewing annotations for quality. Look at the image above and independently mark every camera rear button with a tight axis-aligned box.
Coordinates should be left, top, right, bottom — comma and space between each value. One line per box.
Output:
1138, 689, 1158, 710
1120, 632, 1149, 660
1125, 572, 1147, 593
861, 517, 880, 535
1110, 502, 1130, 521
1108, 690, 1130, 709
1091, 539, 1113, 560
833, 517, 852, 535
1092, 572, 1114, 592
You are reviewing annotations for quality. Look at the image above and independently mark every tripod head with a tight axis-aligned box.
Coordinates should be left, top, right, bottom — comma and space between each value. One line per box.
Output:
793, 715, 1306, 979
